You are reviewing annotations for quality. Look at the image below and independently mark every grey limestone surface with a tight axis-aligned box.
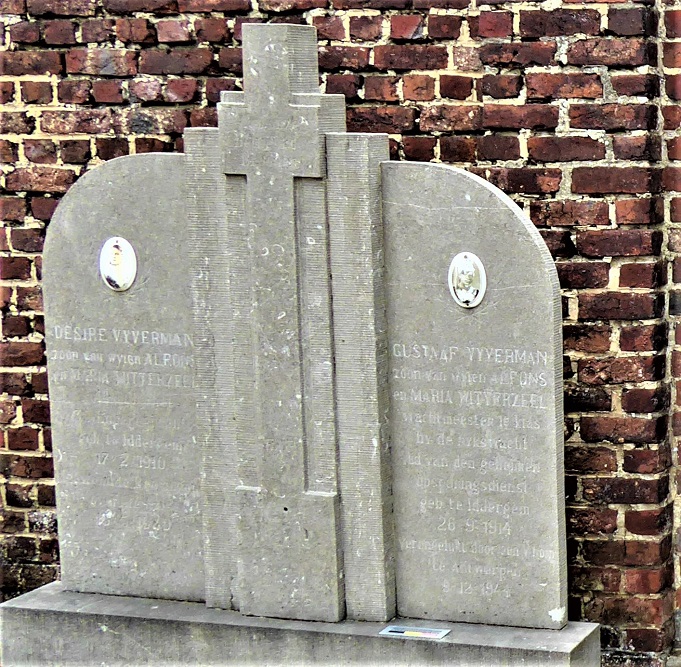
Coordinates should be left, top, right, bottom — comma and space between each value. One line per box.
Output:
383, 162, 566, 630
0, 582, 600, 666
43, 153, 204, 601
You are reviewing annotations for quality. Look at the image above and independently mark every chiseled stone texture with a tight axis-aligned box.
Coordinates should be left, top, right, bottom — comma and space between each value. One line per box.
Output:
0, 583, 600, 667
383, 162, 566, 629
43, 153, 204, 601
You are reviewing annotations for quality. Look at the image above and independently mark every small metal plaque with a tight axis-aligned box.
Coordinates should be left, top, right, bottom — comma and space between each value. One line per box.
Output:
100, 237, 137, 292
379, 625, 451, 640
448, 251, 486, 308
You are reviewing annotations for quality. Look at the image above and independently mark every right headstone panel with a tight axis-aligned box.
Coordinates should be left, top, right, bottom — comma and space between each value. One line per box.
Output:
383, 162, 566, 630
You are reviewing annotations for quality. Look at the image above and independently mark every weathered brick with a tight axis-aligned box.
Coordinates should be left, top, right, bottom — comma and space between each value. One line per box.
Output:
140, 48, 213, 75
6, 428, 38, 451
476, 136, 519, 161
577, 230, 662, 258
347, 107, 415, 133
427, 15, 461, 39
482, 105, 558, 130
402, 75, 434, 101
420, 105, 481, 131
318, 46, 370, 70
92, 79, 125, 104
612, 74, 658, 97
480, 43, 556, 67
44, 20, 77, 45
578, 356, 664, 384
624, 447, 670, 474
0, 342, 44, 366
178, 0, 250, 8
572, 168, 658, 194
0, 199, 26, 223
519, 10, 600, 38
440, 137, 477, 162
1, 454, 53, 479
66, 48, 137, 76
556, 262, 609, 289
530, 200, 609, 227
374, 45, 447, 70
81, 18, 115, 43
10, 21, 40, 43
620, 262, 664, 289
667, 10, 681, 38
96, 138, 129, 161
57, 79, 91, 104
564, 385, 611, 412
390, 15, 425, 40
481, 75, 521, 99
581, 416, 666, 444
20, 81, 51, 105
195, 17, 229, 43
103, 0, 177, 12
402, 136, 436, 161
0, 112, 34, 135
528, 137, 604, 162
583, 475, 668, 503
541, 230, 576, 259
564, 324, 611, 353
60, 140, 91, 164
479, 168, 562, 195
565, 445, 617, 473
584, 594, 671, 626
569, 566, 621, 593
0, 0, 26, 13
614, 136, 660, 161
1, 258, 31, 283
567, 508, 618, 535
115, 18, 155, 43
41, 109, 112, 134
5, 168, 76, 194
470, 12, 512, 38
0, 52, 62, 76
0, 81, 14, 104
567, 39, 650, 66
620, 324, 666, 351
440, 75, 473, 100
570, 104, 654, 131
625, 507, 671, 535
608, 8, 656, 36
27, 0, 96, 14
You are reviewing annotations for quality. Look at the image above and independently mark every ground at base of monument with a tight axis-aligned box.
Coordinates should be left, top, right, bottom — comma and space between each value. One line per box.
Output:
1, 582, 599, 666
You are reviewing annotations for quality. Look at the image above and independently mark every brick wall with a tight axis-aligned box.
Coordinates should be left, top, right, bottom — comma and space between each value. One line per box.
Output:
0, 0, 677, 662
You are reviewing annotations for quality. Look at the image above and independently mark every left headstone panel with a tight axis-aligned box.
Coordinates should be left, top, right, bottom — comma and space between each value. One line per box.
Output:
43, 154, 205, 601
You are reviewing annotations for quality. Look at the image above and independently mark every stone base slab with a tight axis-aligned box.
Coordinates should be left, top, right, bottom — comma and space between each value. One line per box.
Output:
0, 582, 600, 666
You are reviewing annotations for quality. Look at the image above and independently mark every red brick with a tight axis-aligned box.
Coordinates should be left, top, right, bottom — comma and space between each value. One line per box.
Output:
620, 262, 663, 289
318, 46, 370, 70
479, 168, 562, 194
81, 18, 115, 43
624, 568, 668, 595
528, 137, 604, 162
621, 324, 666, 352
164, 78, 198, 103
673, 198, 681, 222
666, 10, 681, 38
157, 19, 191, 43
664, 106, 681, 130
577, 230, 661, 258
563, 324, 612, 352
625, 507, 671, 535
363, 77, 399, 102
540, 230, 576, 258
482, 105, 559, 130
519, 10, 600, 38
480, 42, 556, 67
28, 0, 95, 13
664, 167, 681, 192
567, 508, 618, 535
0, 0, 26, 12
115, 108, 188, 134
564, 385, 611, 411
7, 428, 39, 451
0, 342, 44, 366
0, 199, 26, 223
20, 81, 52, 105
0, 52, 62, 76
427, 15, 461, 39
333, 0, 408, 8
569, 566, 621, 593
390, 15, 425, 40
347, 107, 415, 133
612, 74, 657, 97
614, 135, 660, 161
0, 81, 14, 104
349, 16, 382, 40
129, 79, 162, 102
616, 198, 662, 225
103, 0, 177, 11
441, 75, 473, 100
420, 105, 481, 132
471, 12, 512, 38
9, 21, 40, 43
178, 0, 250, 9
413, 0, 466, 7
374, 45, 448, 70
66, 48, 137, 76
565, 445, 617, 473
0, 138, 17, 161
664, 42, 681, 68
572, 168, 657, 194
5, 168, 76, 195
115, 18, 155, 44
195, 18, 229, 43
402, 75, 434, 101
189, 108, 217, 128
205, 77, 237, 103
140, 48, 213, 75
24, 140, 57, 165
96, 138, 129, 161
624, 447, 670, 474
16, 286, 43, 311
608, 8, 656, 36
92, 79, 125, 104
624, 626, 674, 654
402, 137, 436, 161
0, 257, 31, 282
578, 356, 663, 384
570, 104, 654, 131
567, 39, 650, 66
57, 79, 91, 104
43, 20, 77, 45
531, 200, 608, 227
60, 140, 91, 164
583, 475, 668, 504
477, 136, 519, 161
440, 137, 477, 162
581, 540, 625, 567
527, 73, 602, 101
480, 75, 521, 99
586, 594, 672, 626
41, 109, 112, 134
135, 138, 173, 153
556, 262, 609, 289
581, 416, 665, 444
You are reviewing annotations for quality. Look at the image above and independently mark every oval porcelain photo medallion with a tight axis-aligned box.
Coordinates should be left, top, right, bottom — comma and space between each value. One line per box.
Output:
448, 252, 486, 308
99, 237, 137, 292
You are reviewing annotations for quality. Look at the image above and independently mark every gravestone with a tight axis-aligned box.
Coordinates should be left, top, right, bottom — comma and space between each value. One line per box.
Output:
1, 22, 600, 667
383, 163, 566, 629
42, 154, 204, 601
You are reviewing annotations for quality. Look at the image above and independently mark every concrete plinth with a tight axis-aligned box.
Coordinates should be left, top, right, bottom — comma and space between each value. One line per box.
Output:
0, 582, 600, 666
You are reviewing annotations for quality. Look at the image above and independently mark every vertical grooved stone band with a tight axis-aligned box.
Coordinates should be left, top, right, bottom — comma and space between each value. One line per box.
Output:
326, 132, 396, 622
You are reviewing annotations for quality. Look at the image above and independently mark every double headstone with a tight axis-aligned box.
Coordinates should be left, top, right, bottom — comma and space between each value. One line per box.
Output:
37, 21, 587, 654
